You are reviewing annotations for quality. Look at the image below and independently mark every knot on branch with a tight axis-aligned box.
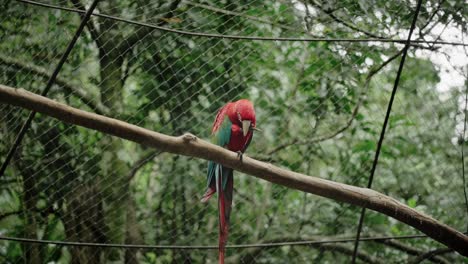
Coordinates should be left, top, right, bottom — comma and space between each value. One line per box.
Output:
182, 133, 197, 143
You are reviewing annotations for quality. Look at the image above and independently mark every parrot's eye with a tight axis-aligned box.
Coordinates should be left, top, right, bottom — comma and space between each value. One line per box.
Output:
237, 112, 242, 122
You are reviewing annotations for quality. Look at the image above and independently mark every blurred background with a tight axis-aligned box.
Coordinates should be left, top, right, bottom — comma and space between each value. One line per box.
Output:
0, 0, 467, 263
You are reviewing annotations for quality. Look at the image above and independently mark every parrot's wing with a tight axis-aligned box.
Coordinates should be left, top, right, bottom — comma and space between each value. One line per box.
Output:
202, 114, 232, 202
212, 115, 232, 147
210, 115, 232, 183
212, 104, 229, 134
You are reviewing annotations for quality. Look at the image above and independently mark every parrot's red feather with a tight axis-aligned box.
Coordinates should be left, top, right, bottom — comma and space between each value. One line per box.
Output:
212, 103, 231, 134
201, 187, 216, 203
217, 171, 233, 264
218, 178, 226, 264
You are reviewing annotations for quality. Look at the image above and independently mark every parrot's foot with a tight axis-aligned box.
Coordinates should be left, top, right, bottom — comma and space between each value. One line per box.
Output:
236, 151, 244, 162
182, 133, 197, 142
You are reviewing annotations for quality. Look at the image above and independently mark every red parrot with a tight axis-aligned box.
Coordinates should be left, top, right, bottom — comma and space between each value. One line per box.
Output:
201, 99, 257, 264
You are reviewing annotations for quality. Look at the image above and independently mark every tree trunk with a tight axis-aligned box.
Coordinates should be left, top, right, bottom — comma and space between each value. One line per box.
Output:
97, 13, 130, 261
124, 198, 142, 264
21, 168, 42, 264
62, 185, 106, 264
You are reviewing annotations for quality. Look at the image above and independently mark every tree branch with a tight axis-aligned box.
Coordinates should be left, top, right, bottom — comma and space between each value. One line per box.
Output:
116, 0, 182, 55
127, 150, 160, 181
184, 1, 318, 37
15, 0, 467, 47
419, 0, 445, 36
307, 0, 436, 51
227, 237, 383, 264
0, 206, 54, 222
0, 54, 108, 115
309, 0, 384, 39
69, 0, 103, 53
375, 240, 450, 264
0, 83, 467, 257
315, 244, 381, 264
409, 248, 454, 264
0, 210, 21, 221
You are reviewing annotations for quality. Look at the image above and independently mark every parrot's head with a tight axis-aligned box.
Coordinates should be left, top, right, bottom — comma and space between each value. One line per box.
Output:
234, 99, 258, 137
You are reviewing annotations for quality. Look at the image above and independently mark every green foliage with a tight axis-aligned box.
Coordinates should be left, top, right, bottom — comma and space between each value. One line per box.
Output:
0, 0, 467, 263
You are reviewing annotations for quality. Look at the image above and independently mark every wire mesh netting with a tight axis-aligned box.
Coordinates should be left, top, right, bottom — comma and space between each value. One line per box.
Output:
0, 0, 467, 263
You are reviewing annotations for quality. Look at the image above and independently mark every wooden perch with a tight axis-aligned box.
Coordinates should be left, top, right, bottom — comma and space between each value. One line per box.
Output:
0, 84, 467, 256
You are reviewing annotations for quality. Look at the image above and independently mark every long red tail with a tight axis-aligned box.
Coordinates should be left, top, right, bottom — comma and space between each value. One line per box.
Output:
216, 167, 233, 264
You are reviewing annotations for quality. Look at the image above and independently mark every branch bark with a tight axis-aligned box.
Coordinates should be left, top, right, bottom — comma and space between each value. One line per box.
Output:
0, 84, 467, 257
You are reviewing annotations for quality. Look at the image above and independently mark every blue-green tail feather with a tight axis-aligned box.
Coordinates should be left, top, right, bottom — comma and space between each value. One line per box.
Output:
201, 161, 233, 203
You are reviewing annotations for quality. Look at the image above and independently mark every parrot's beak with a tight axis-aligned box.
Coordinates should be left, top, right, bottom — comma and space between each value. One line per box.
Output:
242, 120, 251, 137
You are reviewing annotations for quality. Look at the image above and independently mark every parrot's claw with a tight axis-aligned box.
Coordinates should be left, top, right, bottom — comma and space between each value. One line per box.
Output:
236, 151, 244, 162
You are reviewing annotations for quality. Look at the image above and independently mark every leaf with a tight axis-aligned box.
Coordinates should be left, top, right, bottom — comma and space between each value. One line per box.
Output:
407, 197, 417, 208
353, 140, 376, 152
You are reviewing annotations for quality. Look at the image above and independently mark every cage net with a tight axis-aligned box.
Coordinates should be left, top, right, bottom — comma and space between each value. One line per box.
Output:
0, 0, 467, 263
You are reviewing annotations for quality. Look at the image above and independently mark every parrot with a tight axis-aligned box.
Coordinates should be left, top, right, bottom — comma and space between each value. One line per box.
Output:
201, 99, 258, 264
